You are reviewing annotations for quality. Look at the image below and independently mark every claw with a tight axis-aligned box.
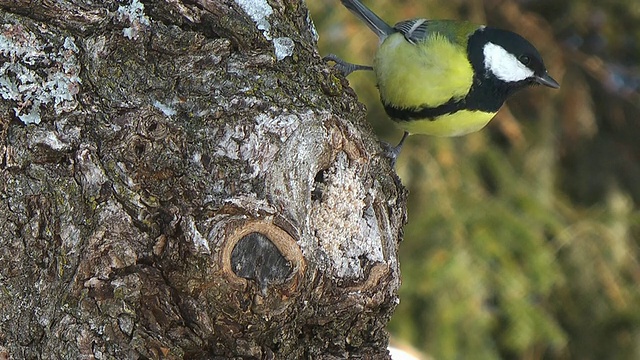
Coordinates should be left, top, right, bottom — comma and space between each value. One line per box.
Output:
323, 54, 373, 76
381, 131, 409, 167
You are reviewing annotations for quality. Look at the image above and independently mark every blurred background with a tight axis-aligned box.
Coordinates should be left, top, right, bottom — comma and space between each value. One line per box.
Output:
309, 0, 640, 359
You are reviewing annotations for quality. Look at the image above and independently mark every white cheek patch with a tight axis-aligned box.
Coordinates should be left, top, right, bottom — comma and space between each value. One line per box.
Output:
483, 42, 534, 82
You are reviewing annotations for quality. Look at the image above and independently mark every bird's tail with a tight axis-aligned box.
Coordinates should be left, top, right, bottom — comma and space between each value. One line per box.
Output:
341, 0, 394, 39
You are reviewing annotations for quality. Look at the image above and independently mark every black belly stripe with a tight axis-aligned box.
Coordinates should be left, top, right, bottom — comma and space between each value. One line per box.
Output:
383, 97, 467, 122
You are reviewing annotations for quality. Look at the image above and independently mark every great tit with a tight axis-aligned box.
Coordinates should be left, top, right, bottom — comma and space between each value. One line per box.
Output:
331, 0, 560, 152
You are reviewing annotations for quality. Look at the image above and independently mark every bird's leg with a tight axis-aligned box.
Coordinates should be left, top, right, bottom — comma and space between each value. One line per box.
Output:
381, 131, 409, 166
323, 54, 373, 76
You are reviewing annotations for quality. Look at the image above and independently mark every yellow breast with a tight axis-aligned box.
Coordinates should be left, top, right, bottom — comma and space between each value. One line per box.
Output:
399, 110, 497, 137
374, 32, 474, 109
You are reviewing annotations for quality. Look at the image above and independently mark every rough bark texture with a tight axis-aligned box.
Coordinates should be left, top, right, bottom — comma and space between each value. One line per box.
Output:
0, 1, 406, 359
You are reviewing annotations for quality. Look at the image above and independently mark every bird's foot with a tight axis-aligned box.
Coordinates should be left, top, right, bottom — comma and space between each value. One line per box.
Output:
323, 54, 373, 77
380, 131, 409, 167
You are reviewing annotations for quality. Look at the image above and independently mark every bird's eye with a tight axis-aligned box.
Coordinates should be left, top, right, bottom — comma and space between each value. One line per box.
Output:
519, 55, 531, 65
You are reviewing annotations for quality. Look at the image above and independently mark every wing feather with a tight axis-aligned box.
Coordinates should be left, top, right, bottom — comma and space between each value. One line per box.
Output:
394, 19, 431, 44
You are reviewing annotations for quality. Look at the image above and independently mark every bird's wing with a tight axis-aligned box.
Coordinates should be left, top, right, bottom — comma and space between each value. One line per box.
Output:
394, 19, 479, 46
393, 19, 431, 45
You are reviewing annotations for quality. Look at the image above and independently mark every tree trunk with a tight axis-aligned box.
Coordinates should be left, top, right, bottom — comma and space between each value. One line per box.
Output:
0, 1, 406, 358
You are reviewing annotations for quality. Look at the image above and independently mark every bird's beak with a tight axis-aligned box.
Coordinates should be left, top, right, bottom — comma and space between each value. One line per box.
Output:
535, 72, 560, 89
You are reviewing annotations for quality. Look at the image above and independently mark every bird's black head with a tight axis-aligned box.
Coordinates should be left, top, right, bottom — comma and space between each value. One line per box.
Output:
467, 27, 559, 105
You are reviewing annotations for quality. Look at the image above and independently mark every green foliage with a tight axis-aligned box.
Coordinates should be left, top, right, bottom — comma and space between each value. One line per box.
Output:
390, 137, 566, 358
310, 0, 640, 358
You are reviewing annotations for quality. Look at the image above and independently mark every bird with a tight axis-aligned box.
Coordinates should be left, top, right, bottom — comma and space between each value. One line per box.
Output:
327, 0, 560, 158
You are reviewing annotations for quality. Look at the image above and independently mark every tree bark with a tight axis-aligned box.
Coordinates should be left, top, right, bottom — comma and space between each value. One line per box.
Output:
0, 1, 406, 358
